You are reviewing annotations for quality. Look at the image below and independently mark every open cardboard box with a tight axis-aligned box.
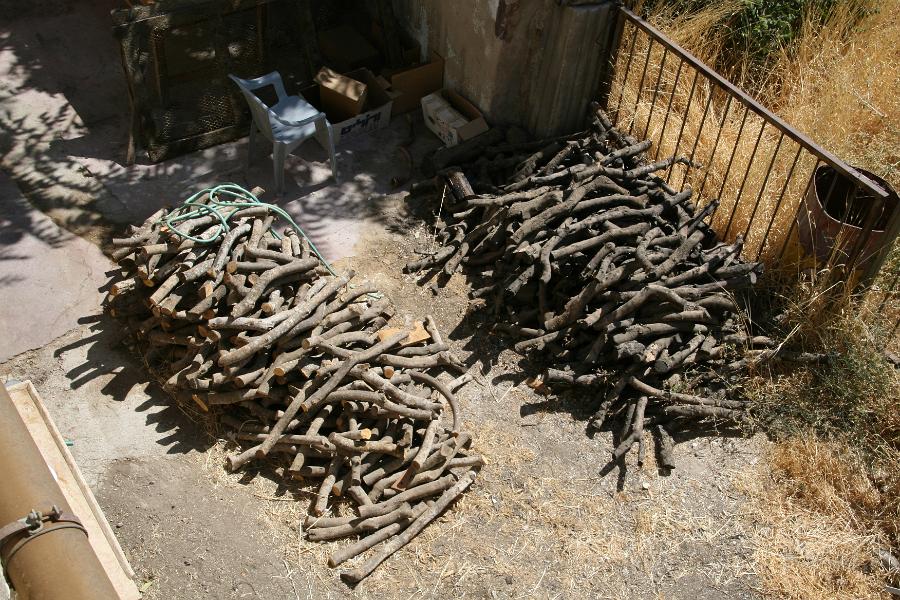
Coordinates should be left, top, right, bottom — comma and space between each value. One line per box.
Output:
421, 88, 489, 147
314, 67, 368, 122
380, 52, 444, 116
301, 68, 393, 145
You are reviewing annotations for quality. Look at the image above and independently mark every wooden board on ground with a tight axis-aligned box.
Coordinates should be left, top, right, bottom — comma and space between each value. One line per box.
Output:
5, 380, 141, 600
377, 321, 430, 346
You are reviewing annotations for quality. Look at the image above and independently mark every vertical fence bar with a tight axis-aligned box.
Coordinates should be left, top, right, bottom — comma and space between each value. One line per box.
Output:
596, 5, 627, 109
679, 86, 714, 190
665, 69, 700, 183
724, 120, 766, 241
778, 161, 820, 261
613, 23, 639, 122
845, 193, 882, 273
641, 47, 669, 141
860, 199, 900, 289
653, 57, 684, 161
628, 37, 655, 134
742, 132, 785, 248
818, 171, 846, 268
698, 94, 733, 198
712, 103, 750, 222
757, 145, 803, 260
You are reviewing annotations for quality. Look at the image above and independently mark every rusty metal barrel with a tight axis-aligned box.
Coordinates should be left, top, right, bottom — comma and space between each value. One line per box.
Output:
797, 164, 899, 270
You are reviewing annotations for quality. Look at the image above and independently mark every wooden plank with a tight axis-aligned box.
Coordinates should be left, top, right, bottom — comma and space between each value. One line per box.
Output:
6, 381, 140, 600
376, 321, 431, 346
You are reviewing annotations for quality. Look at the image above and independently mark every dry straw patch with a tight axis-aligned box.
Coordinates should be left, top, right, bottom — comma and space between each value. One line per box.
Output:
774, 2, 900, 190
737, 435, 890, 599
195, 415, 757, 598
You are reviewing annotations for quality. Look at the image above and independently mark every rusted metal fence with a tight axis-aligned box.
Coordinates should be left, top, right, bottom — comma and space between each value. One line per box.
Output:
599, 4, 899, 342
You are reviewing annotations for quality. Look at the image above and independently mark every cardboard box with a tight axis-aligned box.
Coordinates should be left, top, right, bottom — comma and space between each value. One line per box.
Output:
317, 24, 381, 72
314, 67, 368, 122
381, 52, 444, 116
301, 68, 393, 145
421, 89, 489, 147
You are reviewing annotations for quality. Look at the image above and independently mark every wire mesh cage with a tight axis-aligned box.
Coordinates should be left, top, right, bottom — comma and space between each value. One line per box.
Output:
114, 0, 317, 162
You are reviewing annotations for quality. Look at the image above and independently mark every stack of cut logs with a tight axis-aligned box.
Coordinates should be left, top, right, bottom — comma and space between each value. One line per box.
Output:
407, 107, 775, 467
104, 193, 482, 583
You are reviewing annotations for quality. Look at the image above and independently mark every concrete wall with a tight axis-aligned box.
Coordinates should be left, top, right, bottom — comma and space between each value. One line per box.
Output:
393, 0, 615, 137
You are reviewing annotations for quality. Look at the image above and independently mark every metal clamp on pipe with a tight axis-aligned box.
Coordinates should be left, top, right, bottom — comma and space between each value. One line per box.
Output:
0, 506, 88, 565
0, 383, 119, 599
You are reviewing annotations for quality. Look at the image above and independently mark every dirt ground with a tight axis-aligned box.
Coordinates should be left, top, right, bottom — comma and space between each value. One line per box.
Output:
2, 193, 767, 599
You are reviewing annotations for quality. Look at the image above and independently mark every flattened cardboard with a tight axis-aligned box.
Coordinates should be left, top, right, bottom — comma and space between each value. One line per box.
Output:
315, 67, 368, 122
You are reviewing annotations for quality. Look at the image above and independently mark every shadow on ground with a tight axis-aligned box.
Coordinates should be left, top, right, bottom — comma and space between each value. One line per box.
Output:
0, 0, 438, 258
53, 312, 214, 456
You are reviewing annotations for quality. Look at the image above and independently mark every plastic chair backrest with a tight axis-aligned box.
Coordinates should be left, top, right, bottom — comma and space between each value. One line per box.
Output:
228, 72, 288, 142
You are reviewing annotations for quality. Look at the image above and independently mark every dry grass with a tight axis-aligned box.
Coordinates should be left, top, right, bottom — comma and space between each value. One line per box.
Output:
737, 435, 890, 599
742, 304, 900, 521
740, 437, 884, 600
611, 0, 899, 270
773, 2, 900, 189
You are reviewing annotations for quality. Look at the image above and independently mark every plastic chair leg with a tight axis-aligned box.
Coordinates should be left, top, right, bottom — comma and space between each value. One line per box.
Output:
326, 122, 338, 183
247, 123, 255, 168
273, 143, 287, 196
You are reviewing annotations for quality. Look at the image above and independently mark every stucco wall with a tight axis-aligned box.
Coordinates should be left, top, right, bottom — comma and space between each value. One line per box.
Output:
393, 0, 614, 136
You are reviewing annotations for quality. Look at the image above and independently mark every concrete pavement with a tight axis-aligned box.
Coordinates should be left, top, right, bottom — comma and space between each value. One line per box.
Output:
0, 174, 111, 362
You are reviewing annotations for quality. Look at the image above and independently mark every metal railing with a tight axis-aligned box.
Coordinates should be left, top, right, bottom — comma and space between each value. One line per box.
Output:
599, 5, 899, 302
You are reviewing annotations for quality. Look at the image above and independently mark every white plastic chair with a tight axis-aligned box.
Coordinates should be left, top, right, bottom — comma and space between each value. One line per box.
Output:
229, 72, 338, 195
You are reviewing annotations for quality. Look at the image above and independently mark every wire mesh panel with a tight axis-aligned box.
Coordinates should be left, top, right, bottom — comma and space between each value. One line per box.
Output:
113, 0, 315, 162
600, 6, 899, 295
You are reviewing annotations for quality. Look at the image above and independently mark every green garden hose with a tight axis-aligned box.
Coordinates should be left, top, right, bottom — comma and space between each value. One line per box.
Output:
159, 183, 338, 277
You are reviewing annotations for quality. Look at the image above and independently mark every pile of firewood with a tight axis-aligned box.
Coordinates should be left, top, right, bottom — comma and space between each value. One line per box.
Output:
104, 189, 482, 582
407, 107, 776, 467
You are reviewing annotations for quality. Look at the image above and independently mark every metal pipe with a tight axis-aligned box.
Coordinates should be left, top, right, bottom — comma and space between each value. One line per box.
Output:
724, 120, 766, 241
742, 131, 785, 246
642, 47, 668, 141
712, 104, 750, 225
665, 68, 699, 182
779, 162, 820, 260
613, 22, 640, 121
679, 85, 714, 190
0, 385, 119, 600
698, 94, 733, 197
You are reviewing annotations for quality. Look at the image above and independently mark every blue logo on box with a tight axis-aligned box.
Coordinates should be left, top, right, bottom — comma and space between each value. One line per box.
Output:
341, 112, 382, 136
